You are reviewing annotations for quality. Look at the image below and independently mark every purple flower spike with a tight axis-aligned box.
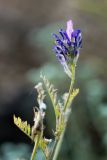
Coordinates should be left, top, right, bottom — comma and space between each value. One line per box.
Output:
52, 20, 82, 78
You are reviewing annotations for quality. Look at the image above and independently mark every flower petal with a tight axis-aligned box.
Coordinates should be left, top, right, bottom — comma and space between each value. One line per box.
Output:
66, 20, 74, 40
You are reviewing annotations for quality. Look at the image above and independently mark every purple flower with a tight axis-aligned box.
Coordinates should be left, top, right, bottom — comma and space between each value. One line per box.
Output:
66, 20, 74, 40
53, 20, 82, 77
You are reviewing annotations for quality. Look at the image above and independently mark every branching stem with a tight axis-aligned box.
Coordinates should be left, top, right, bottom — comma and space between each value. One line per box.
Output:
52, 64, 76, 160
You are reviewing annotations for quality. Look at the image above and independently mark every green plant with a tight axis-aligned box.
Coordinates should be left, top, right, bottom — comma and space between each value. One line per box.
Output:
13, 19, 82, 160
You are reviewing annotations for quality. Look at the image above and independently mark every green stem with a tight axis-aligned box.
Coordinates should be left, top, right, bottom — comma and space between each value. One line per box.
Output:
64, 64, 75, 111
31, 134, 40, 160
52, 64, 76, 160
52, 132, 64, 160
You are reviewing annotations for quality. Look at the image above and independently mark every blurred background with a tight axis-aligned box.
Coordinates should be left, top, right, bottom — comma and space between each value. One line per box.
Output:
0, 0, 107, 159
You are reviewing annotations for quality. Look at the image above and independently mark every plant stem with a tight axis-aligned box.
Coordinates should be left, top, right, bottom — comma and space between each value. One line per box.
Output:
52, 131, 64, 160
31, 134, 40, 160
64, 64, 75, 111
52, 64, 76, 160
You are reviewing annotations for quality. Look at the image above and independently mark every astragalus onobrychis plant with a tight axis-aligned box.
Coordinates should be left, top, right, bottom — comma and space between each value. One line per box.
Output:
13, 19, 82, 160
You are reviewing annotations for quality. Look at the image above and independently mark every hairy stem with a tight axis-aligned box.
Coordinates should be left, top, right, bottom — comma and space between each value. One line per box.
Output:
31, 134, 40, 160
